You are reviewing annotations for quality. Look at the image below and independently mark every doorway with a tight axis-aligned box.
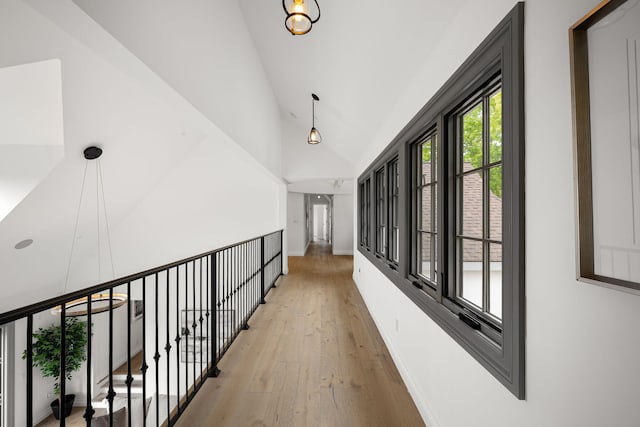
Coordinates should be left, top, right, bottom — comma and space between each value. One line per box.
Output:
308, 194, 332, 246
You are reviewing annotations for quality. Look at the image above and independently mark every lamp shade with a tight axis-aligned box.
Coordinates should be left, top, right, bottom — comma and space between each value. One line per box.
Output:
283, 0, 320, 35
308, 127, 322, 144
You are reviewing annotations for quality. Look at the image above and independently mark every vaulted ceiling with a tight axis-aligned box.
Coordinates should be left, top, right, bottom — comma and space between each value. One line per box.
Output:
72, 0, 468, 187
238, 0, 467, 163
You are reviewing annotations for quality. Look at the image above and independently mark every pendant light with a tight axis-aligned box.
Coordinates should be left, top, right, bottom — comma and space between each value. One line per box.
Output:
52, 146, 126, 316
308, 93, 322, 145
283, 0, 321, 36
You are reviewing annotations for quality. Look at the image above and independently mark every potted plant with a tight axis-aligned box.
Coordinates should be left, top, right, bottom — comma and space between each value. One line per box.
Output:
23, 317, 88, 419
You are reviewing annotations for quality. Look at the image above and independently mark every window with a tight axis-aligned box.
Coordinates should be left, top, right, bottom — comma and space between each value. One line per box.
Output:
359, 178, 371, 249
413, 132, 439, 291
375, 168, 386, 256
357, 3, 524, 398
388, 158, 400, 265
453, 82, 503, 326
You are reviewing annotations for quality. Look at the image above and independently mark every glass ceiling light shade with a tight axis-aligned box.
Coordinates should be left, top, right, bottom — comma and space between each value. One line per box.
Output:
52, 293, 128, 316
308, 127, 321, 145
52, 146, 126, 317
308, 93, 322, 145
283, 0, 321, 36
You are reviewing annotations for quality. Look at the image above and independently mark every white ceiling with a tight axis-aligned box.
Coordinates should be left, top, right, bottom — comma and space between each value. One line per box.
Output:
0, 59, 64, 221
238, 0, 467, 162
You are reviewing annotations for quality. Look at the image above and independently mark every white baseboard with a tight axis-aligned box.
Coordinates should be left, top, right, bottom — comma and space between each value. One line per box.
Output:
288, 250, 306, 256
332, 249, 354, 255
352, 274, 441, 427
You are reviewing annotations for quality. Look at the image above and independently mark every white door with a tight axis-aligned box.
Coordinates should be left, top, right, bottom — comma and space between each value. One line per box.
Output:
313, 205, 331, 242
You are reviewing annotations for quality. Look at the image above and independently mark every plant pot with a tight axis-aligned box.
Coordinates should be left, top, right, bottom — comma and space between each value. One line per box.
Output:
50, 394, 75, 419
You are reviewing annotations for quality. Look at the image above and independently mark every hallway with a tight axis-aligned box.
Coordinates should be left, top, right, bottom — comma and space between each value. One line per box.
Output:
176, 243, 425, 426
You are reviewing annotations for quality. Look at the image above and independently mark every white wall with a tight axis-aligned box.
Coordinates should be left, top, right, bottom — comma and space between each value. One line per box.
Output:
287, 192, 309, 256
332, 194, 354, 256
73, 0, 283, 176
353, 1, 640, 426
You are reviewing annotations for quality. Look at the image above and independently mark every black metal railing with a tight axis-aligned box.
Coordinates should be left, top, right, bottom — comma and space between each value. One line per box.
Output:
0, 230, 283, 426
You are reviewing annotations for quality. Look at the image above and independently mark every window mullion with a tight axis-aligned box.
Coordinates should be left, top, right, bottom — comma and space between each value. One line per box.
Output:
435, 115, 445, 302
398, 148, 408, 278
446, 112, 459, 303
386, 161, 393, 264
482, 95, 491, 314
368, 171, 375, 250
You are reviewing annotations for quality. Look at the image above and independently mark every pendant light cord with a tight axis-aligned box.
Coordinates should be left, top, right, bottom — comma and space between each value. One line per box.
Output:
96, 158, 101, 282
98, 159, 116, 280
63, 160, 89, 294
62, 157, 116, 295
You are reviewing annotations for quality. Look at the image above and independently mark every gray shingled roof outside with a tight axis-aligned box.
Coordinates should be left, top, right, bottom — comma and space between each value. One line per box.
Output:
421, 162, 502, 262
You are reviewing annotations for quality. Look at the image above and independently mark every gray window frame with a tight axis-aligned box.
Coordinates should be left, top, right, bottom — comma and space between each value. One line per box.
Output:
358, 178, 372, 250
356, 2, 524, 399
374, 167, 387, 257
388, 157, 400, 267
411, 129, 440, 298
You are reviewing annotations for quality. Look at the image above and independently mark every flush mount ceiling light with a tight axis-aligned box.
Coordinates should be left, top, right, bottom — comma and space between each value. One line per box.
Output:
52, 146, 126, 317
15, 239, 34, 250
283, 0, 321, 36
308, 93, 322, 145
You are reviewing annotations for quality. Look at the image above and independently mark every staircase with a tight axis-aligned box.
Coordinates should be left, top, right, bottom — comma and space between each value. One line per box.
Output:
90, 352, 177, 426
92, 373, 144, 410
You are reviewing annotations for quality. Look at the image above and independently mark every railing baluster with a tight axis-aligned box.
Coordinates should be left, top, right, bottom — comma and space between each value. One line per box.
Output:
199, 257, 204, 387
227, 249, 230, 340
233, 247, 236, 336
108, 288, 114, 427
242, 245, 245, 321
245, 243, 249, 325
205, 255, 210, 378
239, 245, 243, 327
225, 250, 228, 354
59, 304, 66, 427
230, 247, 234, 338
225, 250, 230, 352
254, 239, 258, 309
184, 262, 188, 401
127, 283, 132, 427
209, 253, 220, 377
260, 237, 265, 304
175, 265, 181, 415
165, 269, 171, 423
142, 277, 148, 426
154, 273, 160, 427
254, 241, 257, 307
245, 242, 249, 327
85, 295, 94, 426
26, 315, 33, 426
280, 230, 284, 277
217, 253, 221, 365
191, 260, 196, 394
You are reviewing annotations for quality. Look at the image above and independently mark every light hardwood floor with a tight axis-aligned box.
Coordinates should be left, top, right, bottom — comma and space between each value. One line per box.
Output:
175, 243, 425, 427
